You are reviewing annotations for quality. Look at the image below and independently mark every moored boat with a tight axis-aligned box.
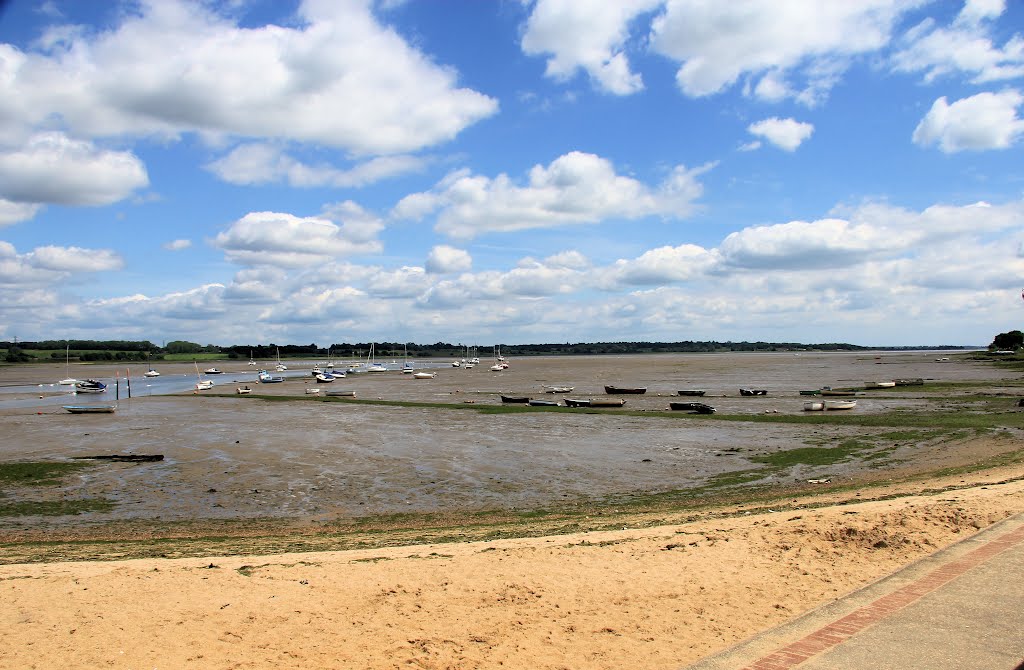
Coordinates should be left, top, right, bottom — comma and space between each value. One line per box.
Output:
204, 368, 223, 374
326, 389, 357, 397
563, 398, 591, 407
864, 381, 896, 389
528, 399, 559, 407
677, 389, 706, 396
604, 385, 646, 394
63, 405, 116, 414
669, 401, 715, 414
75, 379, 107, 394
500, 395, 529, 403
544, 386, 574, 393
236, 386, 252, 395
739, 388, 767, 396
305, 388, 320, 395
144, 368, 160, 378
803, 401, 825, 411
819, 388, 860, 396
893, 378, 924, 386
413, 371, 436, 379
824, 399, 857, 410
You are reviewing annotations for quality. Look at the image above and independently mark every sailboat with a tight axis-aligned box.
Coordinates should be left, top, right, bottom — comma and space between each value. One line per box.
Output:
402, 343, 414, 373
275, 347, 287, 372
58, 344, 77, 385
247, 350, 257, 366
366, 343, 387, 372
144, 367, 160, 377
194, 361, 214, 391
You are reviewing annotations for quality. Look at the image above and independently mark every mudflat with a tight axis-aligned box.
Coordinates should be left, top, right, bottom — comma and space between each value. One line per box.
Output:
0, 351, 1022, 669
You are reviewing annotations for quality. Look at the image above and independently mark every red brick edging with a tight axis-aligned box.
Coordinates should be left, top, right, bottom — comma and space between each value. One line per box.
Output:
741, 522, 1024, 670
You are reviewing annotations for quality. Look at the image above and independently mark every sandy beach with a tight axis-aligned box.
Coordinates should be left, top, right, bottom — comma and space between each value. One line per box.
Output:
1, 351, 1022, 668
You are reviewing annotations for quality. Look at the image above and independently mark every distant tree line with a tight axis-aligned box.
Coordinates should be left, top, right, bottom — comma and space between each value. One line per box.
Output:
2, 338, 979, 365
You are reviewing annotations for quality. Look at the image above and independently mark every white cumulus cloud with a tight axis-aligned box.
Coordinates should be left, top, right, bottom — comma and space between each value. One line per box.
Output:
747, 117, 814, 151
0, 132, 148, 206
425, 245, 472, 274
395, 151, 710, 239
913, 90, 1024, 152
521, 0, 661, 95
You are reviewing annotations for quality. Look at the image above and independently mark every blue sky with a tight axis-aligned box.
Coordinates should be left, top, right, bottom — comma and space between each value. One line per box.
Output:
1, 0, 1022, 348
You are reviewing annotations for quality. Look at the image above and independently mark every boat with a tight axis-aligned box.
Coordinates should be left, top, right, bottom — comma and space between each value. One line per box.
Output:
413, 372, 436, 379
305, 388, 320, 395
204, 367, 223, 375
544, 386, 574, 393
236, 386, 252, 395
326, 389, 357, 397
589, 398, 627, 407
63, 405, 116, 414
893, 378, 924, 386
75, 379, 107, 394
864, 381, 896, 389
677, 389, 706, 396
824, 400, 857, 410
194, 362, 213, 390
144, 368, 160, 378
819, 388, 860, 396
247, 350, 257, 366
669, 401, 715, 414
563, 398, 591, 407
72, 453, 162, 462
363, 343, 388, 372
739, 388, 767, 396
500, 395, 530, 404
528, 399, 559, 407
803, 401, 825, 411
799, 390, 820, 396
604, 385, 646, 394
489, 363, 503, 371
275, 347, 287, 371
311, 365, 323, 376
452, 360, 462, 368
58, 344, 77, 385
315, 372, 335, 383
257, 370, 284, 383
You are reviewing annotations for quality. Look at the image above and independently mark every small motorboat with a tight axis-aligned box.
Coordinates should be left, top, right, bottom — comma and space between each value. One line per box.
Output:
63, 405, 116, 414
315, 372, 335, 383
144, 369, 160, 378
305, 388, 320, 395
669, 402, 715, 414
413, 371, 436, 379
195, 380, 214, 391
75, 379, 107, 393
204, 368, 224, 375
604, 385, 646, 394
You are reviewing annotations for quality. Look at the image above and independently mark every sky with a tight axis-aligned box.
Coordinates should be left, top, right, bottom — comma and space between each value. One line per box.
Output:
0, 0, 1023, 348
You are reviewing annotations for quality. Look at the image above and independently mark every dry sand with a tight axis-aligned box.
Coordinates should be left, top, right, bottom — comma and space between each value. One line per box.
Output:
1, 469, 1022, 669
1, 352, 1022, 668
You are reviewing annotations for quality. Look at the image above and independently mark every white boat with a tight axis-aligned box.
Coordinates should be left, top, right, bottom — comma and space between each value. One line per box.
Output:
824, 399, 857, 410
305, 388, 320, 395
194, 362, 213, 390
803, 401, 825, 411
864, 381, 896, 389
75, 379, 107, 394
315, 372, 335, 383
452, 360, 461, 367
58, 344, 78, 385
413, 371, 436, 379
236, 386, 252, 395
275, 347, 287, 371
247, 350, 257, 366
489, 363, 503, 372
144, 368, 160, 377
204, 367, 223, 375
544, 386, 574, 393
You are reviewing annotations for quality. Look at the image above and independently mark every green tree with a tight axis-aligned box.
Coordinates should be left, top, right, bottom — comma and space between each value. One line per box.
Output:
990, 330, 1024, 350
